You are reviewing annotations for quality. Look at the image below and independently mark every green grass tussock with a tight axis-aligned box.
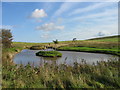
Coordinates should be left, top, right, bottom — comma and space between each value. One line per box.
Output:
36, 51, 62, 57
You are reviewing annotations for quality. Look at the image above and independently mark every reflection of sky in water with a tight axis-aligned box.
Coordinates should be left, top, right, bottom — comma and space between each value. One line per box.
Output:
13, 49, 119, 67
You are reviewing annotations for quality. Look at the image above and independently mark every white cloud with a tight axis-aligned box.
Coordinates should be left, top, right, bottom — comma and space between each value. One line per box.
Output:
69, 2, 116, 16
36, 19, 42, 23
40, 33, 51, 39
55, 19, 118, 40
97, 31, 111, 36
31, 9, 47, 19
42, 2, 53, 12
36, 22, 64, 31
66, 8, 117, 23
53, 3, 71, 17
56, 18, 63, 24
52, 2, 79, 18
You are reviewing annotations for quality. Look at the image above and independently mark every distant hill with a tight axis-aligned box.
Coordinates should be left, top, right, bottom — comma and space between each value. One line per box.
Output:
59, 35, 119, 43
86, 35, 120, 42
87, 35, 120, 40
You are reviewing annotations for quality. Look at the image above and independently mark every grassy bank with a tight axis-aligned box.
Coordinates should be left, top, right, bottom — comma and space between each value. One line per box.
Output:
57, 46, 120, 56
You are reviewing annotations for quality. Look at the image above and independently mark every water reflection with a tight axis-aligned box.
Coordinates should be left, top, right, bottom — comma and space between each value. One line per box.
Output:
13, 49, 119, 67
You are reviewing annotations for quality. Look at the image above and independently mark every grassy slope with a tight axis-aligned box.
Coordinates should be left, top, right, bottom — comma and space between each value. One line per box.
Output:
57, 35, 120, 56
59, 35, 120, 43
87, 35, 120, 42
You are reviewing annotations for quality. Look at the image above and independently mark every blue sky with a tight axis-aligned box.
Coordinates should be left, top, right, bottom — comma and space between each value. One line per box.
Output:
2, 2, 118, 42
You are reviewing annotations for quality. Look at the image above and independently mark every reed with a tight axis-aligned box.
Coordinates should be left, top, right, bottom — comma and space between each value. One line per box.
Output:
2, 55, 120, 88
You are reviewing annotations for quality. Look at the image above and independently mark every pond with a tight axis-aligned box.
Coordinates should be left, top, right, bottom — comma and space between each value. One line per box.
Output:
13, 49, 119, 66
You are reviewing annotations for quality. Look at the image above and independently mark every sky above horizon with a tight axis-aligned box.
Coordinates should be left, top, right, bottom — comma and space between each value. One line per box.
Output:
2, 2, 118, 43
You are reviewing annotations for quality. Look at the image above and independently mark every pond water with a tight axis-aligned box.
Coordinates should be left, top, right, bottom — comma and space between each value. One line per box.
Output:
13, 49, 118, 66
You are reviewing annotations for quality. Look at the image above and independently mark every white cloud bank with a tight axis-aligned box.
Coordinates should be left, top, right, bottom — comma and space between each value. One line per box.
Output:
97, 31, 111, 36
31, 9, 47, 19
69, 2, 115, 16
40, 33, 51, 39
66, 7, 118, 23
36, 23, 64, 31
52, 2, 80, 18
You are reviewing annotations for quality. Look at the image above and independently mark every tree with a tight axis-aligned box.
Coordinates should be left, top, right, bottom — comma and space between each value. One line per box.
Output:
53, 39, 59, 50
53, 39, 59, 44
0, 29, 13, 48
73, 38, 77, 41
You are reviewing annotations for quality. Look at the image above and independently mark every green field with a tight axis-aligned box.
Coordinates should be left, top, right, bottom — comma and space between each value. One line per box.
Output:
57, 35, 120, 56
87, 35, 119, 42
12, 35, 119, 49
59, 35, 119, 43
57, 46, 120, 56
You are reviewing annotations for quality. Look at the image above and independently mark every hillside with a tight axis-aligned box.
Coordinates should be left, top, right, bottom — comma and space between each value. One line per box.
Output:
57, 35, 120, 56
86, 35, 120, 42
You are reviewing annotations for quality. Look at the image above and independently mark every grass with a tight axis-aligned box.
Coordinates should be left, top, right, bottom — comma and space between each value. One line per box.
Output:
36, 51, 62, 57
2, 47, 23, 53
12, 42, 46, 49
12, 35, 120, 50
30, 45, 46, 50
87, 35, 120, 42
59, 35, 119, 43
2, 57, 120, 88
55, 35, 120, 56
57, 46, 120, 56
